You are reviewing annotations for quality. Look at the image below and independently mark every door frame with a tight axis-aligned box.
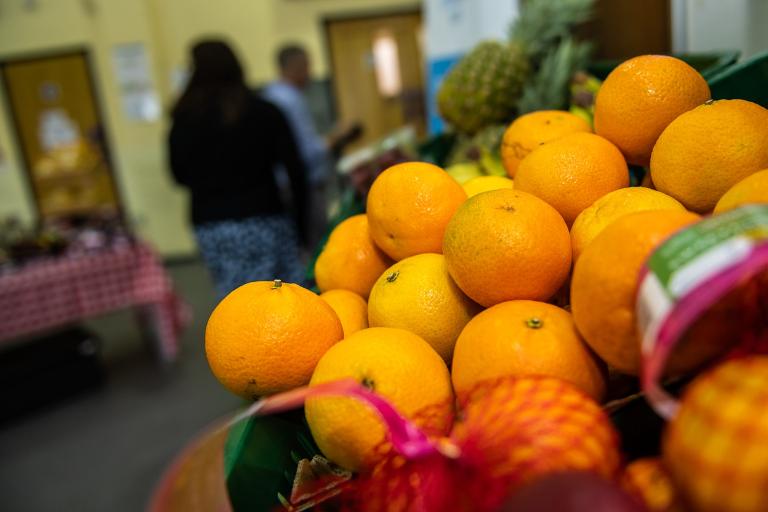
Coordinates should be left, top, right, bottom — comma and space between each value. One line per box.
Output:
0, 47, 124, 222
321, 6, 423, 127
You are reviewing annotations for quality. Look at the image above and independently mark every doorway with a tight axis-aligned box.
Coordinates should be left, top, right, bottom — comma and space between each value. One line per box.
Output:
325, 10, 425, 150
1, 51, 121, 219
580, 0, 672, 59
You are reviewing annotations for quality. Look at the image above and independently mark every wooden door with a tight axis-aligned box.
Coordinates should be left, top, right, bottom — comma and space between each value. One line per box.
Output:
326, 11, 425, 150
1, 52, 120, 219
580, 0, 671, 59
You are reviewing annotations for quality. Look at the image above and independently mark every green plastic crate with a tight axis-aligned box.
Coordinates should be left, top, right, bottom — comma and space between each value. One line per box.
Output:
588, 51, 740, 81
225, 411, 321, 511
708, 50, 768, 108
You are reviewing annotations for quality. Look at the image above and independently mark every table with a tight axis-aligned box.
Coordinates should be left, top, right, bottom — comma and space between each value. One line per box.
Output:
0, 242, 190, 362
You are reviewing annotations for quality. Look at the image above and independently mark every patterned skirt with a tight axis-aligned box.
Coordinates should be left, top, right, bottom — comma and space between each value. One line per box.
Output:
194, 215, 305, 298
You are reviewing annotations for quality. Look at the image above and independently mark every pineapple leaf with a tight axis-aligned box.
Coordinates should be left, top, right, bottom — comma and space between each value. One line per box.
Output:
511, 0, 594, 60
517, 37, 593, 114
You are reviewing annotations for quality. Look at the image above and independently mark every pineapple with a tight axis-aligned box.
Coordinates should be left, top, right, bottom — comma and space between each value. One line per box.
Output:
437, 0, 594, 134
437, 42, 529, 135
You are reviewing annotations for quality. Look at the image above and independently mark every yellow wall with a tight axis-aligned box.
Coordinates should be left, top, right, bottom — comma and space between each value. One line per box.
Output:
152, 0, 419, 86
0, 0, 419, 256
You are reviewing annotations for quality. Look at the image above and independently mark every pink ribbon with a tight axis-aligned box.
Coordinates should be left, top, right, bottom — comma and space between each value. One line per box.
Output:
227, 379, 441, 460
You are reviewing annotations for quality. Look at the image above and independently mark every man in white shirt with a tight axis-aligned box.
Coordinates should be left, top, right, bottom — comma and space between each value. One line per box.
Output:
263, 45, 360, 251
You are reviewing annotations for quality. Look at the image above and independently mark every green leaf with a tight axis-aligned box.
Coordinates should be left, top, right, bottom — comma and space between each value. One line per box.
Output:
511, 0, 594, 60
224, 409, 320, 511
517, 37, 593, 114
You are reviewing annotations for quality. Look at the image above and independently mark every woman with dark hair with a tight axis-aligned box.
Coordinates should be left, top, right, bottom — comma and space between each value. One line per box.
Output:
169, 40, 308, 297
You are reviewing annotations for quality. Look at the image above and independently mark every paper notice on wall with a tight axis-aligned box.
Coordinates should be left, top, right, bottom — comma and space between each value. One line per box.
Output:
111, 42, 160, 122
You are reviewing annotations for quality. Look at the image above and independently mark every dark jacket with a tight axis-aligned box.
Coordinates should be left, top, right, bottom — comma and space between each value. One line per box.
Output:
168, 95, 308, 239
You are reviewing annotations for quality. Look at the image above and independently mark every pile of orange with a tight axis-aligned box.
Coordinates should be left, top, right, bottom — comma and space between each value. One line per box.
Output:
314, 214, 392, 298
500, 110, 591, 177
514, 132, 629, 225
365, 162, 466, 261
442, 188, 571, 307
205, 280, 343, 398
571, 209, 700, 374
594, 55, 711, 166
367, 253, 479, 361
650, 99, 768, 212
202, 53, 768, 509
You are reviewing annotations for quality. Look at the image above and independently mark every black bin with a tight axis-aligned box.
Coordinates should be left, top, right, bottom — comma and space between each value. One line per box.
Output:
0, 327, 105, 423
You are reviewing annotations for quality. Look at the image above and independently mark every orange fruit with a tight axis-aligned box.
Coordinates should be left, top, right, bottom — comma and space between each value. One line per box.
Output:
452, 300, 606, 401
514, 132, 629, 225
594, 55, 710, 166
651, 99, 768, 212
570, 187, 686, 261
461, 175, 514, 198
500, 110, 592, 177
305, 327, 453, 471
621, 458, 684, 512
366, 162, 467, 261
319, 289, 368, 338
367, 253, 480, 361
570, 210, 700, 374
443, 189, 571, 307
454, 376, 621, 485
355, 376, 621, 510
664, 356, 768, 512
714, 168, 768, 213
205, 280, 343, 398
315, 214, 393, 299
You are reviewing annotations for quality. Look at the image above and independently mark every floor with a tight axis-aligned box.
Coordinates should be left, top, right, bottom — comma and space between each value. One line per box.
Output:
0, 261, 242, 512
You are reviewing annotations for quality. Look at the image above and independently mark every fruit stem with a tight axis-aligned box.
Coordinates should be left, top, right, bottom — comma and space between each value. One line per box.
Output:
386, 271, 399, 283
272, 279, 283, 289
526, 317, 543, 329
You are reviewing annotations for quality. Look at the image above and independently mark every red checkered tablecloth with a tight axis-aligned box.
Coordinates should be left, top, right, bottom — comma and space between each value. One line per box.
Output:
0, 242, 190, 362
